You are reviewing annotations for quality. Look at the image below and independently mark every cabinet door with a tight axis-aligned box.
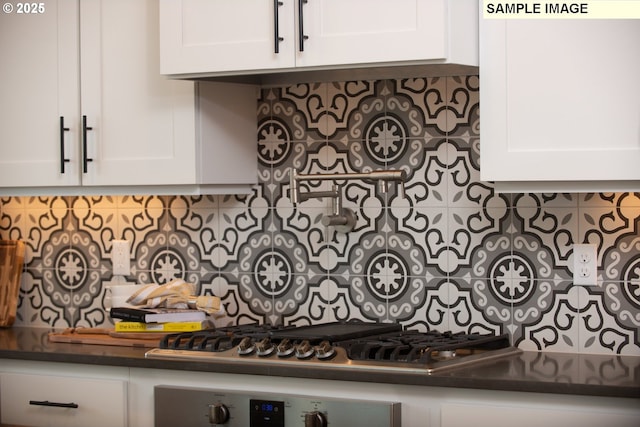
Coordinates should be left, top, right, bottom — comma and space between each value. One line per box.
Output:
480, 18, 640, 187
296, 0, 449, 67
80, 0, 197, 187
0, 372, 128, 427
160, 0, 296, 75
441, 403, 640, 427
160, 0, 477, 77
0, 0, 81, 188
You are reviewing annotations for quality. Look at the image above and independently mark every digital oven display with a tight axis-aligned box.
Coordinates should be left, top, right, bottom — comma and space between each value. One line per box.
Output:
250, 399, 285, 427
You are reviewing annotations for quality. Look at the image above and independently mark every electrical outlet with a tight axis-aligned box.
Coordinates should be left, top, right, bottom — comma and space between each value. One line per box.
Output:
112, 240, 130, 276
573, 244, 597, 286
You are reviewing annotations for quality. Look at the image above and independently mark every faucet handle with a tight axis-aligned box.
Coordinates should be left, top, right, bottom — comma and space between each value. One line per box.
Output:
397, 181, 406, 199
289, 168, 299, 204
321, 208, 357, 233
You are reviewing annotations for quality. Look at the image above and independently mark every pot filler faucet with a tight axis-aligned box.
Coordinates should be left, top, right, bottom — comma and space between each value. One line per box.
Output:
289, 168, 406, 233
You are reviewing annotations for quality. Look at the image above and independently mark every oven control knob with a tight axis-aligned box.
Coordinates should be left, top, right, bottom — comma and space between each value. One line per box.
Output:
237, 336, 255, 356
304, 411, 327, 427
208, 403, 230, 424
295, 340, 315, 359
315, 340, 336, 360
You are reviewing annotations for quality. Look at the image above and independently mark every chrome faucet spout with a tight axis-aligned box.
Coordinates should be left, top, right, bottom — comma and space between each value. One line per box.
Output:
297, 189, 340, 203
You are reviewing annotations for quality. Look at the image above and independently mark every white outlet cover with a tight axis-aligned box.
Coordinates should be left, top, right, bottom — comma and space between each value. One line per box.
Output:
573, 244, 598, 286
112, 240, 131, 276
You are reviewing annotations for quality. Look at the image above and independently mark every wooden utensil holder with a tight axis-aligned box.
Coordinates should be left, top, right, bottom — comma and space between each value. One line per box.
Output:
0, 240, 25, 327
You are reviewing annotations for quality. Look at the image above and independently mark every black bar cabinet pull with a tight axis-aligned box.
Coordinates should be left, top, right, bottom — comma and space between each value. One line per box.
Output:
59, 116, 70, 173
298, 0, 308, 51
274, 0, 284, 53
29, 400, 79, 409
82, 115, 93, 173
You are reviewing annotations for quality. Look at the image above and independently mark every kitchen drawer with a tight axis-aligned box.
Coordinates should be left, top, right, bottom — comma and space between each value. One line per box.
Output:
0, 372, 127, 427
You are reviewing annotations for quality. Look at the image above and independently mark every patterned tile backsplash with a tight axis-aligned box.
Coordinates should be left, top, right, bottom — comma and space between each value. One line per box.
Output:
1, 75, 639, 356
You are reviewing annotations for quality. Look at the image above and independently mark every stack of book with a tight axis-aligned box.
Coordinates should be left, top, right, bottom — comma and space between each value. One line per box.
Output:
109, 306, 212, 333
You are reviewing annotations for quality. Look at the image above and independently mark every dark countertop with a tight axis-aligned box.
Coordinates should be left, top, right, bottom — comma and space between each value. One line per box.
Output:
1, 327, 638, 399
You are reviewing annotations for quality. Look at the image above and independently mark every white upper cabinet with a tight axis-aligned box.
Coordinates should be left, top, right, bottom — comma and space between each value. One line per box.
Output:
296, 0, 464, 68
480, 17, 640, 192
160, 0, 478, 77
79, 0, 198, 188
0, 0, 257, 195
160, 0, 296, 74
0, 0, 80, 188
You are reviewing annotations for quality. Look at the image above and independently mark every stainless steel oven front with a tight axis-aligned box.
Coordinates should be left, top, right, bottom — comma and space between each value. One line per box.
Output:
154, 385, 400, 427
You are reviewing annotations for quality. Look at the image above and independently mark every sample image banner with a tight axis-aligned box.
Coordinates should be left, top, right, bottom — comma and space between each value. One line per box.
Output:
483, 0, 640, 19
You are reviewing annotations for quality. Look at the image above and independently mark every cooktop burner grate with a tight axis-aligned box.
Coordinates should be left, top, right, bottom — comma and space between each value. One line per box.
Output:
159, 324, 276, 351
338, 330, 512, 363
159, 325, 511, 361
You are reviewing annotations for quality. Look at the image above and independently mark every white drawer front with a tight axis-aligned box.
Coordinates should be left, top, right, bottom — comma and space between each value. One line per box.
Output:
1, 372, 127, 427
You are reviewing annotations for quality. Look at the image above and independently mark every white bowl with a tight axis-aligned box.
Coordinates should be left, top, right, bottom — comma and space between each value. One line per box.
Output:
105, 284, 141, 308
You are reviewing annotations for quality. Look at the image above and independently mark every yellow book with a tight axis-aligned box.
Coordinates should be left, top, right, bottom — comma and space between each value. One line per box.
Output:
114, 320, 212, 333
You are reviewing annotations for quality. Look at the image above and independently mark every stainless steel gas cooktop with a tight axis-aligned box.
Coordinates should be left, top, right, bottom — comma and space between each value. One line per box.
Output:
145, 321, 521, 374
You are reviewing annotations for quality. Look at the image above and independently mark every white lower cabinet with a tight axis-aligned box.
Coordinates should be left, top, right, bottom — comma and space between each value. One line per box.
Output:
128, 368, 640, 427
1, 361, 638, 427
0, 361, 129, 427
440, 400, 640, 427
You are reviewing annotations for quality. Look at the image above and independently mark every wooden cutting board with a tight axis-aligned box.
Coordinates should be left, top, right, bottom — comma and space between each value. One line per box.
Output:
48, 328, 161, 347
0, 240, 25, 327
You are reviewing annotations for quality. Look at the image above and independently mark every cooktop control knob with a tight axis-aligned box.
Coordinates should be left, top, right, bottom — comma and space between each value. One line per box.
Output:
255, 337, 275, 357
208, 403, 230, 424
304, 411, 327, 427
315, 340, 336, 360
276, 338, 295, 358
295, 340, 315, 359
237, 336, 255, 356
